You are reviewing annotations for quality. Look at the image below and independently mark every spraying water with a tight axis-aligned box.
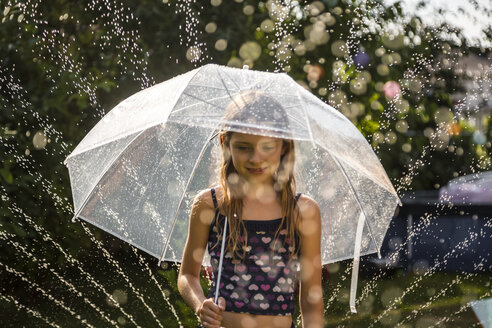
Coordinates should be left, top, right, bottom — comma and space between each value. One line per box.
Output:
1, 0, 490, 327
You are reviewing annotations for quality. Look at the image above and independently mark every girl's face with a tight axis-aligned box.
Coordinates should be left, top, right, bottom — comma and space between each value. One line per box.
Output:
227, 133, 285, 185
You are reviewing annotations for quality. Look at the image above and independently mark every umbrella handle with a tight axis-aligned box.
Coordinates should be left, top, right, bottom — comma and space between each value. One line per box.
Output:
214, 216, 228, 305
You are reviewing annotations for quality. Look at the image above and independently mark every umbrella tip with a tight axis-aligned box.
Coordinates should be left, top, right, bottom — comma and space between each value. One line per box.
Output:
350, 306, 357, 313
71, 215, 78, 223
242, 64, 250, 70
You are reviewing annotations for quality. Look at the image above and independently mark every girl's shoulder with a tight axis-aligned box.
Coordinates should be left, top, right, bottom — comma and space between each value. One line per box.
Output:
190, 187, 222, 227
296, 194, 321, 243
296, 194, 321, 222
193, 186, 224, 211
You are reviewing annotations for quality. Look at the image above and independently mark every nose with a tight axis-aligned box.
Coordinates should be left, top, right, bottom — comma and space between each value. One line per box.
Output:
249, 147, 263, 164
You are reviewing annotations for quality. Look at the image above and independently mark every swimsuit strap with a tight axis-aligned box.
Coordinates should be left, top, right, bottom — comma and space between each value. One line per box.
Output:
295, 192, 301, 202
210, 187, 218, 209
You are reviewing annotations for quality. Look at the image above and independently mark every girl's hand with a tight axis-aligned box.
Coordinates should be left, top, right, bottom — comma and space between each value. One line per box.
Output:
197, 297, 226, 328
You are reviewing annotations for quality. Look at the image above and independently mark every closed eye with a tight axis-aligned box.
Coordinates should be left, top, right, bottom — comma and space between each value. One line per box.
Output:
234, 145, 252, 152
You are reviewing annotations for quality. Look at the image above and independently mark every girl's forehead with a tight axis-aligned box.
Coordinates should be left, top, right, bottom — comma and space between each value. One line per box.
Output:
230, 132, 281, 143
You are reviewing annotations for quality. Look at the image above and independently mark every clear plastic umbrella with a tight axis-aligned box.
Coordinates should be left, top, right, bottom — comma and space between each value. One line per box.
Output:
64, 64, 401, 312
470, 297, 492, 328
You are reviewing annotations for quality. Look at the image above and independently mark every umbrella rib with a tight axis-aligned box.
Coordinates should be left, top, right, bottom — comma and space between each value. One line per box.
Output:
218, 69, 242, 95
331, 154, 379, 255
285, 110, 308, 130
331, 154, 381, 314
169, 89, 300, 119
186, 83, 299, 98
183, 91, 229, 107
185, 84, 232, 91
169, 101, 303, 121
69, 124, 194, 224
296, 88, 316, 145
69, 131, 146, 223
255, 77, 276, 93
174, 77, 309, 138
77, 214, 160, 259
65, 67, 204, 164
168, 112, 308, 138
216, 69, 246, 111
158, 128, 218, 264
315, 141, 400, 201
185, 84, 295, 97
133, 125, 193, 212
167, 93, 233, 116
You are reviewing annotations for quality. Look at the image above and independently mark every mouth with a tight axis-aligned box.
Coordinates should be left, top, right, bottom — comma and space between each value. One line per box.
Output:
246, 167, 267, 174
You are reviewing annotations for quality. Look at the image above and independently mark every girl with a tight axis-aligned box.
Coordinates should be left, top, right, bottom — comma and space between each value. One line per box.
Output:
177, 91, 324, 328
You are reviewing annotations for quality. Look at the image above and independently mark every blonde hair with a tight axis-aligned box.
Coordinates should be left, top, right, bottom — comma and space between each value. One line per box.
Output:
212, 90, 300, 262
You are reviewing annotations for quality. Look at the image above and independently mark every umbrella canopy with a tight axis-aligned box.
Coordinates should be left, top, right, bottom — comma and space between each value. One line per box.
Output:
470, 298, 492, 327
64, 64, 401, 312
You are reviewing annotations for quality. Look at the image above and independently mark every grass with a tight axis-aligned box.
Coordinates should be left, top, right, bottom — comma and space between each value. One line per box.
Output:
1, 230, 490, 327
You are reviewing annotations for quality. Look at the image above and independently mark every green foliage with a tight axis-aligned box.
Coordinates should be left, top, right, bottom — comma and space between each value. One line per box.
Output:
0, 0, 490, 326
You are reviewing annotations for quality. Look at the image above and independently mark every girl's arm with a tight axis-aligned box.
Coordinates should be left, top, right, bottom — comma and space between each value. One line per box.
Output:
177, 190, 225, 327
298, 196, 324, 328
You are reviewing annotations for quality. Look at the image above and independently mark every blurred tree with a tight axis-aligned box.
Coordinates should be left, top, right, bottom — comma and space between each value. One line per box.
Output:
190, 0, 491, 191
0, 0, 490, 326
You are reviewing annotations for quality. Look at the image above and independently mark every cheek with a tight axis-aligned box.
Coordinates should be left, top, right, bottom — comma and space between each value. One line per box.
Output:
230, 151, 245, 167
270, 148, 283, 162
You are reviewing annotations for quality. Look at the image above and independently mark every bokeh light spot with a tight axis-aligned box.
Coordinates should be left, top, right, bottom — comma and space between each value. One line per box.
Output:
205, 22, 217, 34
33, 131, 48, 150
243, 5, 254, 16
239, 41, 262, 61
331, 40, 348, 57
215, 39, 227, 51
383, 81, 401, 99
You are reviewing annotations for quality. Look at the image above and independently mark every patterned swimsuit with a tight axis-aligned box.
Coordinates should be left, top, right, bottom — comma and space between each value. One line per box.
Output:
206, 188, 301, 324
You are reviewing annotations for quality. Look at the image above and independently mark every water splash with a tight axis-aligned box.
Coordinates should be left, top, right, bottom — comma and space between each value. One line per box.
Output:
1, 0, 490, 327
0, 231, 99, 328
0, 293, 61, 328
1, 262, 99, 326
3, 198, 140, 327
369, 230, 488, 327
79, 223, 165, 328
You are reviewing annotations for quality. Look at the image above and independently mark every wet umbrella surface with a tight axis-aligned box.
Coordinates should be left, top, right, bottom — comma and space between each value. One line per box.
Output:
65, 64, 400, 311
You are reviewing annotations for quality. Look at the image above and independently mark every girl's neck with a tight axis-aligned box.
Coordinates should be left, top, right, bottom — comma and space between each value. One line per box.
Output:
243, 183, 278, 204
